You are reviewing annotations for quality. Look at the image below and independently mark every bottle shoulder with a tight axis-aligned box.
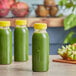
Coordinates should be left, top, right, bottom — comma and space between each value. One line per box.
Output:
33, 32, 49, 38
15, 27, 28, 30
14, 27, 28, 34
0, 28, 12, 35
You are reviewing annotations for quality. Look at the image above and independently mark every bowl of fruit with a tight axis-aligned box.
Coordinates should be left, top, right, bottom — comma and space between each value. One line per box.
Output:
33, 0, 58, 17
0, 0, 30, 17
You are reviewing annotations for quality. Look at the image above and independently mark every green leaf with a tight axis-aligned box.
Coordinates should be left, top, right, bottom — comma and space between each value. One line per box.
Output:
58, 1, 63, 6
65, 2, 74, 8
63, 31, 75, 44
58, 0, 67, 6
70, 38, 76, 44
64, 14, 76, 30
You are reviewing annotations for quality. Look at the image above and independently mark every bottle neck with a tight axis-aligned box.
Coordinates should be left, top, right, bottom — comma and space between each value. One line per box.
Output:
0, 26, 9, 29
16, 25, 26, 28
34, 29, 47, 33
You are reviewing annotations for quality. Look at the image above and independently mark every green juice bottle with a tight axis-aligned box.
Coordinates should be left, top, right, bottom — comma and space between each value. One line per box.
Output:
14, 20, 29, 62
0, 21, 12, 64
32, 23, 49, 72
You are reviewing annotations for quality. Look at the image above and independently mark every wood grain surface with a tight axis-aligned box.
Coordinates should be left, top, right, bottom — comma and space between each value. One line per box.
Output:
53, 59, 76, 64
0, 17, 64, 27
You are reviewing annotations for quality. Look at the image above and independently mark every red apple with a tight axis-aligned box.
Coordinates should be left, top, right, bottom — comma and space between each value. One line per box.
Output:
8, 0, 15, 7
11, 2, 29, 17
0, 0, 10, 17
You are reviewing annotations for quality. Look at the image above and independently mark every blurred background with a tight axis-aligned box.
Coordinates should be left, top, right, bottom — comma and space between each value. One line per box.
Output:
0, 0, 76, 55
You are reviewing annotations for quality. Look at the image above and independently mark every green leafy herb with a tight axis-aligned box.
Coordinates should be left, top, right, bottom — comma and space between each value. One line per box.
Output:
70, 38, 76, 44
64, 14, 76, 30
58, 0, 76, 44
58, 0, 67, 6
63, 31, 75, 44
65, 2, 74, 8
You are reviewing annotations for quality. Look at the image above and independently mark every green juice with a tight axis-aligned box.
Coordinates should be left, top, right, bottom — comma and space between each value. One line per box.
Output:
14, 26, 29, 61
32, 32, 49, 72
0, 28, 12, 64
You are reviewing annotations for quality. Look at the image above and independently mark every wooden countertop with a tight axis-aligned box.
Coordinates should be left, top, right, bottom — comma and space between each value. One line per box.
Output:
0, 55, 76, 76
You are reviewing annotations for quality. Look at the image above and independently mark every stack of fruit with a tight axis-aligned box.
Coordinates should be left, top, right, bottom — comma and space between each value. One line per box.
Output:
58, 44, 76, 61
35, 0, 58, 17
0, 0, 10, 17
0, 0, 29, 17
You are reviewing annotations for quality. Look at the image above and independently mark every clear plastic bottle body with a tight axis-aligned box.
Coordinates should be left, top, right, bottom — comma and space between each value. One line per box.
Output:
14, 25, 29, 61
0, 26, 12, 64
32, 29, 49, 72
